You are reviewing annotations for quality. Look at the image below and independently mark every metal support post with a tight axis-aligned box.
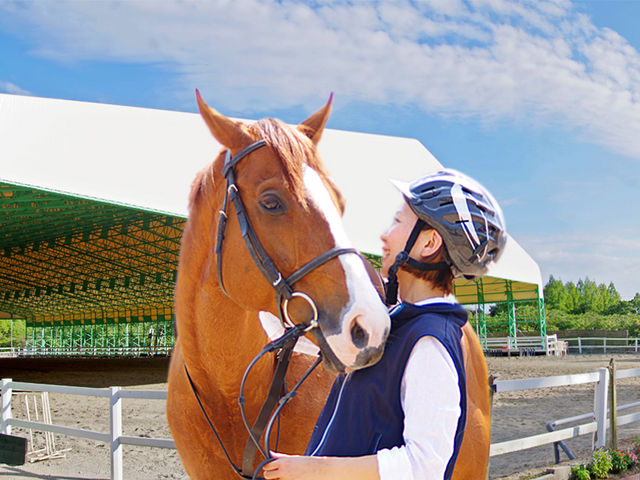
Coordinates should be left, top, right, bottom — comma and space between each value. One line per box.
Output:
476, 279, 487, 345
506, 280, 517, 344
538, 296, 547, 345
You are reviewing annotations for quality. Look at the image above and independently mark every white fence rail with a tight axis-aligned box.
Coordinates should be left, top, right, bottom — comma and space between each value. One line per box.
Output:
564, 337, 640, 354
483, 335, 564, 355
2, 367, 639, 477
482, 335, 640, 355
0, 345, 172, 358
489, 367, 640, 458
1, 378, 175, 480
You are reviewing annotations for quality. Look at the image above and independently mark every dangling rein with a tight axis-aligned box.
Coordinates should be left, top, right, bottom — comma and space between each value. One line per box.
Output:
184, 324, 321, 480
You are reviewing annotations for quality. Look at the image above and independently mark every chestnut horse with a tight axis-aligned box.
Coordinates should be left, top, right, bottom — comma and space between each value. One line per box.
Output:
167, 92, 391, 479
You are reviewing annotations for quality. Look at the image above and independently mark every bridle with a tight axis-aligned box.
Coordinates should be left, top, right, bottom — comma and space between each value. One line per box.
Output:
185, 139, 360, 479
215, 139, 358, 327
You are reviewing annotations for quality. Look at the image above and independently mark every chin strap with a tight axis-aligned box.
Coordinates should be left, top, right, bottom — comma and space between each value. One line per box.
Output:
384, 219, 450, 306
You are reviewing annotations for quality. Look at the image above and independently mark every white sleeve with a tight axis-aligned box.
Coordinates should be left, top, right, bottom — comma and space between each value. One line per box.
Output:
376, 336, 461, 480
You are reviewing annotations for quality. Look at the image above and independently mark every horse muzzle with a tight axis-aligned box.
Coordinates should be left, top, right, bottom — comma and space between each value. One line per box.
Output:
309, 310, 389, 373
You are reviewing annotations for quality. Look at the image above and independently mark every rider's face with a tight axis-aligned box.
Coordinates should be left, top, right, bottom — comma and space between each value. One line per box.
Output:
379, 202, 419, 278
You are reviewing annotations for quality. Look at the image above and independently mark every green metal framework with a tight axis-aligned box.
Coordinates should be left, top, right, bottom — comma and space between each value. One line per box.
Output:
454, 276, 547, 348
1, 181, 185, 355
24, 319, 174, 355
1, 180, 546, 355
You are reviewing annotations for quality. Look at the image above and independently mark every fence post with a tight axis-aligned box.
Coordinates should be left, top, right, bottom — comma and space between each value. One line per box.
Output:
578, 337, 582, 354
604, 337, 607, 354
635, 338, 638, 353
593, 367, 609, 449
487, 375, 497, 480
1, 378, 12, 435
609, 359, 617, 450
110, 386, 123, 480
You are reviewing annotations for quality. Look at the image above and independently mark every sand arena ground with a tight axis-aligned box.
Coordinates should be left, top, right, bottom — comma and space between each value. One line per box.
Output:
1, 354, 639, 479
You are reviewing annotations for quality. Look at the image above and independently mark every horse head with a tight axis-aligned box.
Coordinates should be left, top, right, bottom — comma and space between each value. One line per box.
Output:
190, 91, 389, 372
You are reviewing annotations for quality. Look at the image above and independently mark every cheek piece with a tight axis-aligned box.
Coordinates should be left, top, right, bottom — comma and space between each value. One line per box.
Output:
384, 219, 450, 306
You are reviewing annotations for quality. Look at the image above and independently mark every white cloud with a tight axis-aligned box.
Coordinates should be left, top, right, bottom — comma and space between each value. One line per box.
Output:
1, 0, 640, 159
519, 232, 640, 300
0, 81, 31, 95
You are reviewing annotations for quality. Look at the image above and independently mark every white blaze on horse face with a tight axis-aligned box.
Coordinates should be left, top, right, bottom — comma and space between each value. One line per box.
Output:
303, 165, 390, 368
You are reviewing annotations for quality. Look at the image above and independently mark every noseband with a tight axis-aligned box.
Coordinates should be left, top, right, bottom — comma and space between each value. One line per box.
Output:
186, 139, 360, 479
215, 139, 358, 329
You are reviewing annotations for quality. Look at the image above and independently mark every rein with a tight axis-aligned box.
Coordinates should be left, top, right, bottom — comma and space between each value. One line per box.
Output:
184, 325, 319, 480
186, 139, 359, 479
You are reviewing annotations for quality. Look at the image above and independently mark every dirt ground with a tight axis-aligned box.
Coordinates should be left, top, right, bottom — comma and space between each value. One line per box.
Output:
1, 354, 639, 480
488, 354, 640, 479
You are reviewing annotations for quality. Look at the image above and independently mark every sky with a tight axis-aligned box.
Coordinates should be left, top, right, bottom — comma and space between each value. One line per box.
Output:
0, 0, 639, 299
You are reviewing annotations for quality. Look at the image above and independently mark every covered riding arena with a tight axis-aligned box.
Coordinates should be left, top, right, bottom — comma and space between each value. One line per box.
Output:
1, 93, 545, 356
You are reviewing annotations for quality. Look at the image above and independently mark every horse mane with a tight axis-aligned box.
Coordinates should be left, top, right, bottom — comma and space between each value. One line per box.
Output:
188, 166, 214, 212
188, 117, 345, 214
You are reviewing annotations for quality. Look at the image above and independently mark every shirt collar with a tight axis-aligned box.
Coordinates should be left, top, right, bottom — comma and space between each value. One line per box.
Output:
414, 296, 458, 306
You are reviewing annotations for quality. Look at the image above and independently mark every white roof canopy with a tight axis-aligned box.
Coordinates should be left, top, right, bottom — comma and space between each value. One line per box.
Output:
0, 93, 542, 294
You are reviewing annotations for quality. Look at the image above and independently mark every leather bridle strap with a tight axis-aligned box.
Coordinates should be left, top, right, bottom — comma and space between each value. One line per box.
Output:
275, 246, 358, 321
216, 139, 295, 301
240, 332, 297, 475
183, 364, 251, 479
217, 140, 277, 297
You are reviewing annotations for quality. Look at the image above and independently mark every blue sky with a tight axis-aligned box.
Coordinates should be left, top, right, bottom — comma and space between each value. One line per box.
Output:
0, 0, 639, 299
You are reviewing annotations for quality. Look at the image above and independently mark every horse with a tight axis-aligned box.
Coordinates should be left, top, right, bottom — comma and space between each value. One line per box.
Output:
454, 322, 492, 479
167, 92, 391, 479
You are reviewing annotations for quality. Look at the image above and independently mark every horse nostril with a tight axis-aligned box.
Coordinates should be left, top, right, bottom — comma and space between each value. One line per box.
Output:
350, 317, 369, 349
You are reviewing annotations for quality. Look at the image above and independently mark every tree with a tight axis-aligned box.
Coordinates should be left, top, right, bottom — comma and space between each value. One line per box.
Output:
630, 293, 640, 314
565, 281, 582, 314
0, 319, 26, 347
544, 276, 628, 315
544, 276, 568, 311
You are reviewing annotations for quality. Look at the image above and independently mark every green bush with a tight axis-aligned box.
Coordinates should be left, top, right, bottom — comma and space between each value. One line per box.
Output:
572, 464, 591, 480
588, 449, 612, 479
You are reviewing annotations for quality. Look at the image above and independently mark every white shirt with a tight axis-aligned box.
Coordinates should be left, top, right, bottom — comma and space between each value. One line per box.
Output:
376, 298, 462, 480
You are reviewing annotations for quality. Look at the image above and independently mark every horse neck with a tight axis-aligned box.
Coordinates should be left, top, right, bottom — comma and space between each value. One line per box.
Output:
175, 201, 273, 399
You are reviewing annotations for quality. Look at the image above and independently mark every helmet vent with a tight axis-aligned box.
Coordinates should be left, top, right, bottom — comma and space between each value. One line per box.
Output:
416, 185, 435, 194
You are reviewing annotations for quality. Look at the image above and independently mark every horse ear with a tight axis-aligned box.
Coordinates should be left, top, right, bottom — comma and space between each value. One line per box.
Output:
196, 89, 253, 149
298, 93, 333, 145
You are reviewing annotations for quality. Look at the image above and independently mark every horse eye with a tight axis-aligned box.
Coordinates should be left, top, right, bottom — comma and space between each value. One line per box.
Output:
259, 194, 284, 213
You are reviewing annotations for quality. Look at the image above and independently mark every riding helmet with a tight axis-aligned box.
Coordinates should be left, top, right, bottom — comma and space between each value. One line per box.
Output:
390, 169, 507, 279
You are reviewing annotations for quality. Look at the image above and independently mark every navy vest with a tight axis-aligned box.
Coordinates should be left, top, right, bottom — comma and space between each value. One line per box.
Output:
305, 302, 468, 480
